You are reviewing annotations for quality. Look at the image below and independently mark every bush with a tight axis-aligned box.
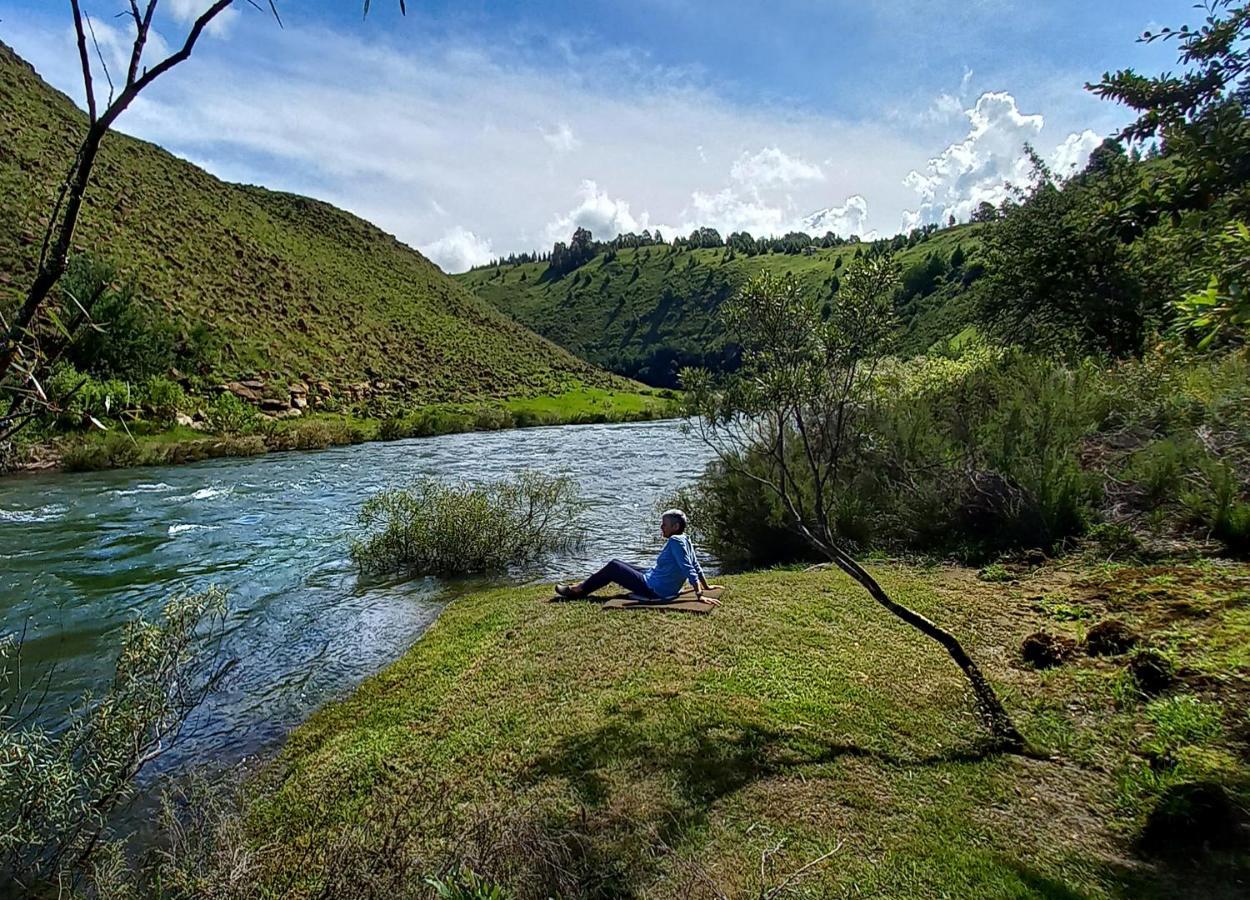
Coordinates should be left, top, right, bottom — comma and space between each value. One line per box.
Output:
666, 462, 819, 570
1, 590, 229, 889
378, 414, 415, 442
473, 406, 515, 432
687, 348, 1250, 566
206, 391, 261, 436
60, 431, 142, 472
687, 352, 1103, 565
140, 375, 186, 427
268, 417, 367, 452
350, 472, 585, 577
57, 254, 181, 380
47, 363, 136, 428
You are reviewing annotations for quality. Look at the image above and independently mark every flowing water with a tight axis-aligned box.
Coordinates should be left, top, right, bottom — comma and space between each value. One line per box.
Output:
0, 420, 715, 782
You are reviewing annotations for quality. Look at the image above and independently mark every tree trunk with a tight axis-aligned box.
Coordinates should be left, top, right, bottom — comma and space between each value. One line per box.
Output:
0, 125, 105, 381
826, 545, 1024, 750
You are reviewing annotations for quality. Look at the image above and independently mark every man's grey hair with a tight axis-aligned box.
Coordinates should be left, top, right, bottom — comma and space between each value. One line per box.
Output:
661, 508, 688, 533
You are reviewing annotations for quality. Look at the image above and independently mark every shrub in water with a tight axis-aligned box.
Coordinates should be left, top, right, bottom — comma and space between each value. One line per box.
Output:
350, 472, 585, 577
0, 589, 229, 889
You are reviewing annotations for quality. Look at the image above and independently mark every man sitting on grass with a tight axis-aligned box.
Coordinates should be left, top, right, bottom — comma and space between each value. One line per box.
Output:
556, 509, 721, 604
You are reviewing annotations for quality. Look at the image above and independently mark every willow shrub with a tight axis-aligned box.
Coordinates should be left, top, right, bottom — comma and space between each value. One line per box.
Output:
1, 589, 229, 889
350, 472, 585, 577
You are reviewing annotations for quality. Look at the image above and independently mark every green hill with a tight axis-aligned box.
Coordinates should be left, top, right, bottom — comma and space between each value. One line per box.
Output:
456, 226, 984, 387
0, 42, 617, 404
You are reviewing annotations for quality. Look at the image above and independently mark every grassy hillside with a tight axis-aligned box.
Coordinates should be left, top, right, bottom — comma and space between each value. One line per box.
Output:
247, 561, 1250, 897
0, 42, 616, 403
456, 226, 983, 386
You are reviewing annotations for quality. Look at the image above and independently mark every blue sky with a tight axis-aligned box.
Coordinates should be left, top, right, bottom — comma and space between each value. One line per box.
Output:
3, 1, 1191, 270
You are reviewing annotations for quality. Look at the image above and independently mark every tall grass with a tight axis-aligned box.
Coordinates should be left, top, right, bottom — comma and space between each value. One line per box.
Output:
350, 473, 585, 577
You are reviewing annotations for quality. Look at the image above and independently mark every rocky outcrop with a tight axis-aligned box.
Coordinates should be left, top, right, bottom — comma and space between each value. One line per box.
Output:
212, 373, 405, 416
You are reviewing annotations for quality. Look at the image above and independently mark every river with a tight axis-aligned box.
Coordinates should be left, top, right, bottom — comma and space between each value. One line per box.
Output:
0, 419, 716, 782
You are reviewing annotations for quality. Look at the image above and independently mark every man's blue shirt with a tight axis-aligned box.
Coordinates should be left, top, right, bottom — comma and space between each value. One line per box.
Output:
644, 533, 706, 598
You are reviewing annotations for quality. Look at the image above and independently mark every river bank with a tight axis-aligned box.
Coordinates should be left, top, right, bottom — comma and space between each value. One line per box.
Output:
5, 387, 678, 475
243, 560, 1250, 898
0, 419, 716, 786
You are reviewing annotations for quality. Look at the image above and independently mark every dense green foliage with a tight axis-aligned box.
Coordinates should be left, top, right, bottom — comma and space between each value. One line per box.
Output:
975, 1, 1250, 356
350, 473, 585, 577
682, 348, 1250, 567
0, 42, 614, 403
457, 227, 980, 386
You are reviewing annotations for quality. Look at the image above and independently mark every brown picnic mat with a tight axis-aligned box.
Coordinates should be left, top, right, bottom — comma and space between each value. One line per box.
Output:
602, 585, 724, 614
547, 585, 724, 610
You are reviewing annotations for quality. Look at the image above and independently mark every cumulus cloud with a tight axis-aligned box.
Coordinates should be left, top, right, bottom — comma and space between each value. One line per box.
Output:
544, 180, 645, 243
730, 146, 825, 187
1050, 129, 1102, 174
801, 195, 871, 237
902, 91, 1097, 229
540, 122, 581, 154
682, 187, 785, 236
420, 226, 494, 273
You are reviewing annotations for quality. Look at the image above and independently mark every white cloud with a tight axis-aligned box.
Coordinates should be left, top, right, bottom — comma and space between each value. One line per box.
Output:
730, 146, 825, 187
682, 187, 785, 237
166, 0, 240, 37
1050, 129, 1101, 174
65, 18, 170, 83
801, 195, 871, 237
420, 226, 494, 273
902, 91, 1096, 229
540, 122, 581, 154
545, 180, 644, 243
5, 19, 1114, 265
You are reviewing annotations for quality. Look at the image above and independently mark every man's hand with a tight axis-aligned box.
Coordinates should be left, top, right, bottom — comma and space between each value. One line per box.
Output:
697, 591, 721, 606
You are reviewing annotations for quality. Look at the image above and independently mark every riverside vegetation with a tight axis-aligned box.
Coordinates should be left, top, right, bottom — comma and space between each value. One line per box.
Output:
3, 2, 1250, 898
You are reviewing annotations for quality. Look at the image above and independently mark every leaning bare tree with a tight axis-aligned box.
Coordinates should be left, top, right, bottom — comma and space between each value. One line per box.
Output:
683, 263, 1024, 750
0, 0, 405, 446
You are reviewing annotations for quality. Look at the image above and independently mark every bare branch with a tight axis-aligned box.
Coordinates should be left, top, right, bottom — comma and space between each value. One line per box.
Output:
84, 13, 116, 108
109, 0, 237, 123
69, 0, 97, 122
126, 0, 159, 86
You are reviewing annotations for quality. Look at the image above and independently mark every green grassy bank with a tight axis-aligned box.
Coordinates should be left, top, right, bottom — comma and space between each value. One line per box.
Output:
245, 561, 1250, 898
12, 387, 677, 474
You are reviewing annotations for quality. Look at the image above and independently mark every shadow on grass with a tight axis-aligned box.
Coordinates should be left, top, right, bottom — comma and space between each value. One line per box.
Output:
522, 709, 1250, 898
525, 706, 1004, 848
1009, 856, 1250, 900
